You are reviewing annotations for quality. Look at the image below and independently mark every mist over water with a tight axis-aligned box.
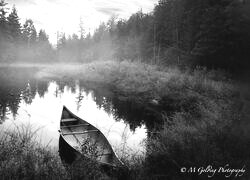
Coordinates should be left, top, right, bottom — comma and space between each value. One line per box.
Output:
0, 67, 146, 155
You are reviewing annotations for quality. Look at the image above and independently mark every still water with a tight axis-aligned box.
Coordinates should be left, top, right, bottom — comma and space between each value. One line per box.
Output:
0, 67, 146, 155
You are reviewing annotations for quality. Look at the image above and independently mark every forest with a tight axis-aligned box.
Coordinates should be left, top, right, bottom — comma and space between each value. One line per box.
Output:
1, 0, 250, 72
1, 0, 250, 179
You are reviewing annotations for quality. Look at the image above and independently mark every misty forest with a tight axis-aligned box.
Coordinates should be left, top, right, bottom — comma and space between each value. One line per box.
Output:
0, 0, 250, 179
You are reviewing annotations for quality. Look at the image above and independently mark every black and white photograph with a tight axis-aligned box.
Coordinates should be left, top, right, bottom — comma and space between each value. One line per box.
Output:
0, 0, 250, 179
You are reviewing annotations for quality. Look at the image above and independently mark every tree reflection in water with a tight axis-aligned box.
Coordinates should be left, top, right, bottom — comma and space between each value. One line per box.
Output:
76, 81, 163, 132
0, 67, 50, 123
0, 67, 160, 134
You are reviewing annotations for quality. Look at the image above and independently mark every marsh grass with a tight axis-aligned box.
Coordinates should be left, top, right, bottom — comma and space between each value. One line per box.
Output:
0, 124, 68, 180
143, 111, 250, 179
64, 156, 108, 180
37, 61, 236, 99
0, 124, 117, 180
36, 61, 238, 125
0, 123, 132, 180
35, 61, 247, 179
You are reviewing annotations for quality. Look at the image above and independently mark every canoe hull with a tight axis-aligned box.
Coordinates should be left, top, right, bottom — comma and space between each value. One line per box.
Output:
59, 134, 79, 164
59, 106, 122, 167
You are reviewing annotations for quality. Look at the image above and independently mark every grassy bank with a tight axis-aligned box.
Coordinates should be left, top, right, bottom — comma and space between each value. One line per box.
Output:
0, 124, 67, 179
0, 123, 147, 180
37, 61, 236, 100
36, 61, 250, 179
37, 61, 239, 130
0, 124, 114, 180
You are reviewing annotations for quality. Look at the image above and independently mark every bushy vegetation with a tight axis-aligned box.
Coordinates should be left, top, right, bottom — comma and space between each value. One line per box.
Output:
0, 124, 111, 180
144, 109, 250, 179
0, 61, 248, 179
0, 124, 67, 179
1, 0, 250, 178
0, 123, 148, 180
37, 60, 249, 179
38, 61, 235, 100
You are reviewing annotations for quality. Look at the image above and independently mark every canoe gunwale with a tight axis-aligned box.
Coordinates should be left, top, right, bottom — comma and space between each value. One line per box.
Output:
62, 130, 99, 136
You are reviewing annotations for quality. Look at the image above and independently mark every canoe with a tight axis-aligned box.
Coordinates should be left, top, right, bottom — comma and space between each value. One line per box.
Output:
59, 106, 123, 167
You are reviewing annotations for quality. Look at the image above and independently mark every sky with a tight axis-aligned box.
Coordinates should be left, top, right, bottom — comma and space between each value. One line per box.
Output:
6, 0, 158, 44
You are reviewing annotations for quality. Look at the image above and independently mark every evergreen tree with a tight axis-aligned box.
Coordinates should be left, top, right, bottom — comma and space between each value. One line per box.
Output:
22, 19, 37, 46
37, 29, 54, 62
57, 32, 66, 50
0, 0, 7, 39
7, 6, 21, 42
190, 0, 250, 69
38, 29, 49, 42
0, 0, 9, 61
79, 17, 85, 39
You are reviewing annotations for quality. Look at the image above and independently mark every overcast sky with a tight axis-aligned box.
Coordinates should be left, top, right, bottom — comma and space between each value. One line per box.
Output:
6, 0, 158, 44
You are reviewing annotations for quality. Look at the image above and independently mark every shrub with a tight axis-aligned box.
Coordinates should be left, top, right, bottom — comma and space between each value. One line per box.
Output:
0, 124, 68, 179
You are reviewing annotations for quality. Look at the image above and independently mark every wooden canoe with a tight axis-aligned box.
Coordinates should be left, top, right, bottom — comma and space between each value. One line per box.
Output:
59, 106, 123, 167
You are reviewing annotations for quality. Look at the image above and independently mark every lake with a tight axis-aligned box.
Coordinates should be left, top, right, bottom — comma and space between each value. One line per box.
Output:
0, 66, 147, 157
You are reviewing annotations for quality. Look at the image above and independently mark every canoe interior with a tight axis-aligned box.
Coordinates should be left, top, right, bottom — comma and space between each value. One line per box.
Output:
60, 106, 122, 167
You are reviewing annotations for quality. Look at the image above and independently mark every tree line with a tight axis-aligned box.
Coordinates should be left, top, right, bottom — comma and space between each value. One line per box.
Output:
57, 0, 250, 71
0, 0, 54, 62
57, 20, 115, 63
112, 0, 250, 70
1, 0, 250, 71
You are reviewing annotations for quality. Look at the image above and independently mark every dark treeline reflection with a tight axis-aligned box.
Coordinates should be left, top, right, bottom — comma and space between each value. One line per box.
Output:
0, 67, 50, 123
48, 79, 164, 132
77, 81, 164, 132
0, 68, 162, 132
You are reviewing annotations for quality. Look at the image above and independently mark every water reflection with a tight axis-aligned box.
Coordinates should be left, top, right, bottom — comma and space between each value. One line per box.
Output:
0, 67, 148, 154
80, 82, 164, 131
0, 67, 38, 122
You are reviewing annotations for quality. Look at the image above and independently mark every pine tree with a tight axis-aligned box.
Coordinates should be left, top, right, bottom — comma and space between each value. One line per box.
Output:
37, 29, 53, 62
190, 0, 249, 69
22, 19, 37, 46
57, 32, 66, 50
7, 6, 21, 42
0, 0, 7, 39
0, 0, 9, 61
79, 17, 85, 39
38, 29, 49, 42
